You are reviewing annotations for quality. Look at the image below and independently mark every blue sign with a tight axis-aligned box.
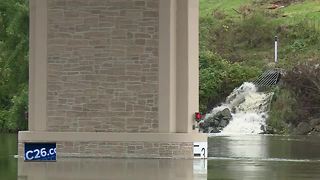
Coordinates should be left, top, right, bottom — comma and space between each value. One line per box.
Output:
24, 143, 56, 161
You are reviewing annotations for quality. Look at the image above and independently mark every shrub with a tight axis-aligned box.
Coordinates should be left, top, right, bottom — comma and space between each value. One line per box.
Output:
282, 61, 320, 123
0, 85, 28, 133
200, 10, 276, 62
199, 51, 261, 113
268, 59, 320, 133
8, 84, 28, 131
0, 0, 29, 133
0, 110, 9, 132
199, 16, 216, 52
283, 22, 320, 47
267, 87, 298, 133
236, 12, 276, 48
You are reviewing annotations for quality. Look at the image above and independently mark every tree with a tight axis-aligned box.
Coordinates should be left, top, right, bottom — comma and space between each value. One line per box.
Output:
0, 0, 29, 132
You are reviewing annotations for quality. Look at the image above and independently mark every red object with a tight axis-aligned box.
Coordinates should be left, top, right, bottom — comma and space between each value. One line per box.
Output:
195, 112, 202, 122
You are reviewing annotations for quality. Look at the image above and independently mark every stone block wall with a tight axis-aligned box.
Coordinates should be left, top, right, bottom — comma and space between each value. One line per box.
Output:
18, 141, 193, 159
47, 0, 159, 133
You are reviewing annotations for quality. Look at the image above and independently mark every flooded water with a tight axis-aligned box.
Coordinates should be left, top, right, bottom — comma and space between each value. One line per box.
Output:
1, 134, 320, 179
18, 158, 206, 180
0, 134, 17, 180
208, 135, 320, 180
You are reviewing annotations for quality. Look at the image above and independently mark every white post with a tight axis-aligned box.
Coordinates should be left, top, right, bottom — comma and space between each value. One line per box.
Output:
274, 36, 278, 63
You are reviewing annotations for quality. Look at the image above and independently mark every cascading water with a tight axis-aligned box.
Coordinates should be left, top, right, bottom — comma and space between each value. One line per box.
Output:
201, 82, 273, 134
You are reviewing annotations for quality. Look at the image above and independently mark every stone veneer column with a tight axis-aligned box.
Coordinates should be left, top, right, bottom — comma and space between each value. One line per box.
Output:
46, 0, 159, 133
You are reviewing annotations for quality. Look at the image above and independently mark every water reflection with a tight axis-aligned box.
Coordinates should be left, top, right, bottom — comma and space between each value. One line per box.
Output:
208, 135, 320, 160
208, 135, 320, 180
18, 158, 207, 180
0, 134, 17, 180
4, 134, 320, 180
208, 159, 320, 180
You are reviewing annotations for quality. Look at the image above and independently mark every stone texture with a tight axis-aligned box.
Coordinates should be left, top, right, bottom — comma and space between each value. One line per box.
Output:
47, 0, 159, 133
199, 108, 232, 133
18, 141, 193, 159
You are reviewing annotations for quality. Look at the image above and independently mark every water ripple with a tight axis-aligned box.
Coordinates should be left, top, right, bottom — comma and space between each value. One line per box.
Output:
208, 156, 320, 162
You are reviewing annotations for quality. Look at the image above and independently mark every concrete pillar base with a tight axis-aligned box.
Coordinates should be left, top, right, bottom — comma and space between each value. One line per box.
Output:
18, 131, 207, 159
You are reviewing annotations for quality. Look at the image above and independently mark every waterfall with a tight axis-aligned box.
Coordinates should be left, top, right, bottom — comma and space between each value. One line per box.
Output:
201, 82, 273, 134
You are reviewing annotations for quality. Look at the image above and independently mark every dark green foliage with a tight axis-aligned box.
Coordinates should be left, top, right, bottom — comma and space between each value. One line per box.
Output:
199, 51, 261, 113
280, 21, 320, 51
0, 0, 29, 132
237, 13, 275, 48
268, 61, 320, 134
283, 61, 320, 122
200, 10, 277, 64
267, 87, 297, 133
0, 134, 17, 180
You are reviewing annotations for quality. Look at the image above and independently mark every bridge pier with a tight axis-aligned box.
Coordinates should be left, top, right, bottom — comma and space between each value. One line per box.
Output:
19, 0, 207, 159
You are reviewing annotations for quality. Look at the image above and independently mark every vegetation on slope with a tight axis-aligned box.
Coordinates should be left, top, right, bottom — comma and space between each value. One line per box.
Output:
199, 0, 320, 134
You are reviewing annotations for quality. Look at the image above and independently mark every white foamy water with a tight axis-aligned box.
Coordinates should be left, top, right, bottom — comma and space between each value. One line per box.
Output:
221, 112, 267, 134
205, 82, 273, 134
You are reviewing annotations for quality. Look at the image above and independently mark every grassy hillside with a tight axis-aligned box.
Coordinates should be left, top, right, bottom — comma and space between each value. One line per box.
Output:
199, 0, 320, 66
200, 0, 320, 23
200, 0, 252, 17
281, 0, 320, 22
199, 0, 320, 133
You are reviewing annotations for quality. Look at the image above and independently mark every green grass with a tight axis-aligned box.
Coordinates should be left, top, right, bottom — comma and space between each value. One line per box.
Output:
200, 0, 252, 17
282, 0, 320, 18
200, 0, 320, 27
278, 0, 320, 28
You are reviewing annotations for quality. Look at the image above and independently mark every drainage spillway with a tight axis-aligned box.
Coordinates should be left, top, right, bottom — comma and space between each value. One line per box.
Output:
200, 82, 273, 134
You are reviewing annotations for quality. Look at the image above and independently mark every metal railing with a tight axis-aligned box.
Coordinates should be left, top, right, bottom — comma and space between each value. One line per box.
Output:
253, 68, 284, 87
